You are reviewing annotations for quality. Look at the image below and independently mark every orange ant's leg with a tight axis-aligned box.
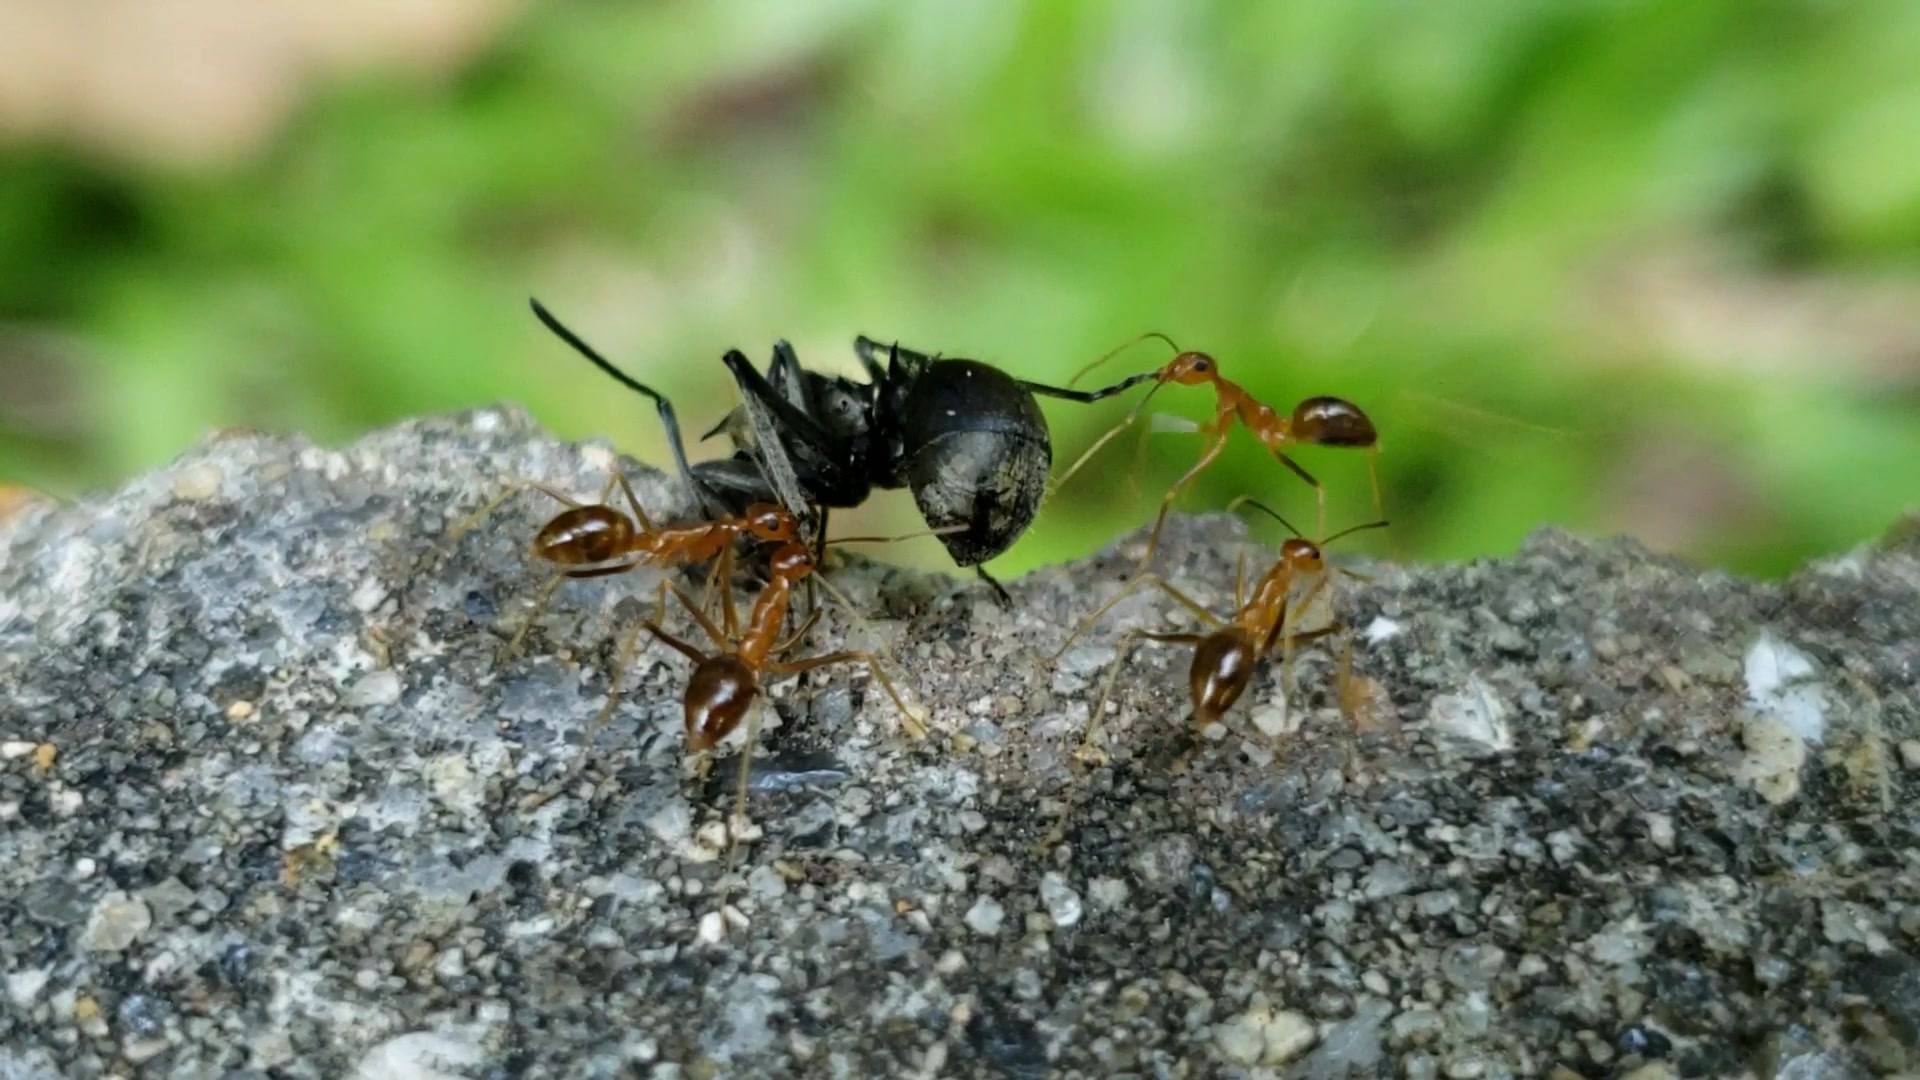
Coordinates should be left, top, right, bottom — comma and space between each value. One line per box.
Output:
770, 650, 925, 740
501, 574, 565, 662
1075, 629, 1206, 764
771, 610, 824, 656
665, 582, 732, 652
1047, 572, 1223, 665
1269, 451, 1328, 545
640, 618, 711, 666
723, 696, 767, 881
444, 481, 584, 550
1136, 428, 1231, 577
1234, 550, 1247, 611
716, 544, 741, 643
1272, 571, 1333, 705
614, 471, 656, 533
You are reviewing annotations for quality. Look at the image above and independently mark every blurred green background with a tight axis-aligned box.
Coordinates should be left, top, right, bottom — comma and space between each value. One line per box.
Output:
4, 0, 1919, 579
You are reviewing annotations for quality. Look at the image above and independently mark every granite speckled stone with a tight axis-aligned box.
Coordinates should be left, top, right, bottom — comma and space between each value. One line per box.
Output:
3, 407, 1918, 1079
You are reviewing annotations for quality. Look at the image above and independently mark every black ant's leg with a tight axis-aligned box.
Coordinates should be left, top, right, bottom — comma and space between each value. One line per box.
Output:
974, 565, 1014, 608
1018, 370, 1159, 404
529, 298, 729, 518
854, 336, 940, 379
720, 349, 870, 514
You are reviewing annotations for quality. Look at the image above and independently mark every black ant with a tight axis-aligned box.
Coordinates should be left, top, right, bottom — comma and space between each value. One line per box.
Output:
530, 298, 1162, 604
1052, 499, 1387, 763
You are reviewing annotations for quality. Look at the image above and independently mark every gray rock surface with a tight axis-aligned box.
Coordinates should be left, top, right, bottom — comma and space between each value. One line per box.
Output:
3, 406, 1919, 1079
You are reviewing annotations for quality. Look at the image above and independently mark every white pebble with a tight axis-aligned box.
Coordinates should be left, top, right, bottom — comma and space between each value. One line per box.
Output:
697, 911, 728, 944
964, 897, 1005, 936
1039, 873, 1083, 928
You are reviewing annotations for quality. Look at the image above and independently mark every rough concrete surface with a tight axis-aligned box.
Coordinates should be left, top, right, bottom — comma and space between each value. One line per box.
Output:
3, 407, 1919, 1080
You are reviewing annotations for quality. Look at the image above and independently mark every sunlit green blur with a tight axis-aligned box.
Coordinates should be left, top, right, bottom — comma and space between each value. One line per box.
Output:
4, 1, 1918, 579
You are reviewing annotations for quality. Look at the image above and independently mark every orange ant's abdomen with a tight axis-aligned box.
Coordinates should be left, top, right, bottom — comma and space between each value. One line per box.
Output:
1190, 627, 1258, 726
685, 655, 758, 751
533, 505, 634, 566
1291, 397, 1377, 448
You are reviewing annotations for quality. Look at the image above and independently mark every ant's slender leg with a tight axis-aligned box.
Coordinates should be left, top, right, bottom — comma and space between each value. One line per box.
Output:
640, 618, 711, 666
502, 574, 564, 662
1269, 452, 1329, 547
724, 696, 767, 882
529, 298, 727, 518
716, 545, 741, 643
1234, 550, 1247, 611
1075, 629, 1206, 764
720, 350, 858, 517
1272, 571, 1333, 704
771, 610, 824, 656
664, 584, 731, 652
1049, 572, 1222, 664
770, 650, 925, 740
1136, 429, 1231, 576
445, 480, 582, 546
614, 472, 656, 534
975, 566, 1014, 608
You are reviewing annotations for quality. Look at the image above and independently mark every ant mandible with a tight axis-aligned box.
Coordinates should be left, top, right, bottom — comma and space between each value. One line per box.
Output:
1050, 333, 1382, 576
1051, 500, 1387, 763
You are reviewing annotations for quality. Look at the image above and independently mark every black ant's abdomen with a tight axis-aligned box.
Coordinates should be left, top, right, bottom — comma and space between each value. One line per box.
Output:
901, 359, 1052, 567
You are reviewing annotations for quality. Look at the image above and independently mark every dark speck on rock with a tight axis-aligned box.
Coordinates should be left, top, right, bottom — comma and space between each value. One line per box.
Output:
2, 408, 1916, 1077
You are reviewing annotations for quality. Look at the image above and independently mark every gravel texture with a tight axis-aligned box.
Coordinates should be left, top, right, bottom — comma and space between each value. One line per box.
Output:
3, 406, 1919, 1079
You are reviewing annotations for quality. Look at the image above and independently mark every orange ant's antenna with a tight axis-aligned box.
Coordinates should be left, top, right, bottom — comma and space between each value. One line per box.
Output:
1066, 331, 1183, 388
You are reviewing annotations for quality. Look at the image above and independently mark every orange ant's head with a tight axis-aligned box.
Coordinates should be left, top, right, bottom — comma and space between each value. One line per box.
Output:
767, 542, 815, 582
744, 503, 799, 542
1278, 537, 1326, 576
1163, 351, 1220, 387
1189, 627, 1258, 727
533, 505, 633, 566
1291, 396, 1377, 448
685, 654, 758, 752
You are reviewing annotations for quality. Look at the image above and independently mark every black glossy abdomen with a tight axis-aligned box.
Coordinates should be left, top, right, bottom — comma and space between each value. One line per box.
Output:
901, 360, 1051, 567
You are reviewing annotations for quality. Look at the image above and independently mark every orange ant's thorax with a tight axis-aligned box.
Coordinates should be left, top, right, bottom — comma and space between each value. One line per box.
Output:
1235, 561, 1294, 640
738, 577, 794, 662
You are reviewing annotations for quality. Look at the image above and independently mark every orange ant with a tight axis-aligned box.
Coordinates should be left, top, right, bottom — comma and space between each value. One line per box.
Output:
1053, 333, 1381, 575
1051, 498, 1387, 763
445, 470, 804, 661
637, 537, 924, 879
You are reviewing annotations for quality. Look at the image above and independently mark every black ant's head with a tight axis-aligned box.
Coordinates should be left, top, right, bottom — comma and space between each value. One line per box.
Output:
685, 655, 757, 752
533, 505, 632, 567
1291, 396, 1377, 448
1189, 627, 1257, 727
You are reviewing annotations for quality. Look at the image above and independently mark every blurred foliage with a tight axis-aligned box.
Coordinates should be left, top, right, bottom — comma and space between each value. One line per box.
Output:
3, 0, 1919, 579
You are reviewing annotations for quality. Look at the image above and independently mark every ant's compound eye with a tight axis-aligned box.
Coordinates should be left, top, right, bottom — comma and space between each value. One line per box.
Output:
1192, 358, 1211, 372
749, 507, 790, 539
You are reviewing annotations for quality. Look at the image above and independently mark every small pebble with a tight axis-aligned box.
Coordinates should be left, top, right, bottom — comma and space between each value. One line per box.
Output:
171, 464, 223, 501
964, 897, 1005, 936
1039, 873, 1083, 928
81, 891, 153, 952
1899, 739, 1920, 772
